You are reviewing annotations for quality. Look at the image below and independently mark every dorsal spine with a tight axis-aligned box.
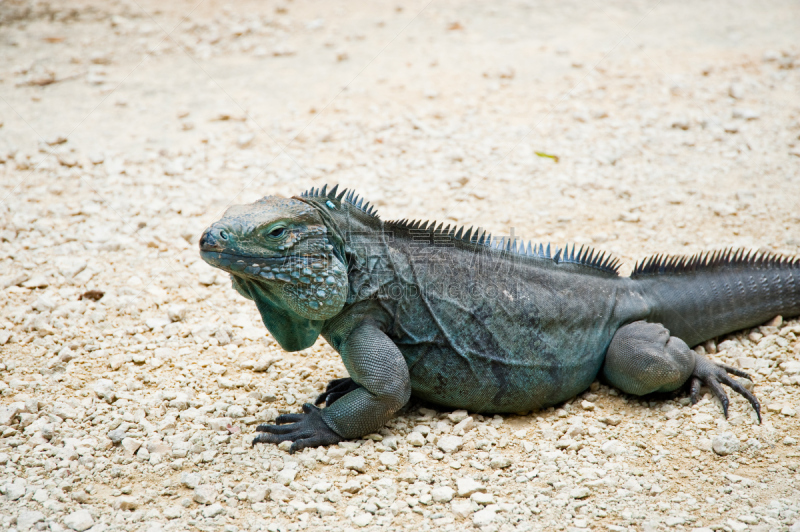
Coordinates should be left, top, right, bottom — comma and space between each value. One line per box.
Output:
299, 184, 622, 276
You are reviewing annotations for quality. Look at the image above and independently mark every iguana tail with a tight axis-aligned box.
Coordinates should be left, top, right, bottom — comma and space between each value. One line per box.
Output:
632, 249, 800, 346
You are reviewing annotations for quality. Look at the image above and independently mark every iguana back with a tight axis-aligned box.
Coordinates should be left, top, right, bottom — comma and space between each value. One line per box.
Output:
335, 218, 630, 413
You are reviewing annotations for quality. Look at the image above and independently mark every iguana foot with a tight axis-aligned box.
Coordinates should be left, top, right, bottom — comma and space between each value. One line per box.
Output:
605, 321, 762, 422
253, 403, 343, 453
689, 354, 761, 423
314, 377, 362, 407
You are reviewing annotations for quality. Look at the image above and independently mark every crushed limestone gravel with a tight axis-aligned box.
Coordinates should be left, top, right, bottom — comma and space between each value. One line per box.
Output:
1, 1, 799, 531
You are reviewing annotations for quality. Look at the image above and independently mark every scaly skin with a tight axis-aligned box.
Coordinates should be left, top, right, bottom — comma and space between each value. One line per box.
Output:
200, 185, 800, 452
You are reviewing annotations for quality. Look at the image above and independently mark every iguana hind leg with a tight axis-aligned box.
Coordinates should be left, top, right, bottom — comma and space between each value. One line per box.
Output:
603, 321, 761, 421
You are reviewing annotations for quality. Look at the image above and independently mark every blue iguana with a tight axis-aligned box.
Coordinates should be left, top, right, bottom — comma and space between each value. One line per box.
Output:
199, 185, 798, 452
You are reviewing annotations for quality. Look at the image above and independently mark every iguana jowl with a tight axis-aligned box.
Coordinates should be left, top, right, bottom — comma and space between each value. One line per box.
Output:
199, 185, 799, 452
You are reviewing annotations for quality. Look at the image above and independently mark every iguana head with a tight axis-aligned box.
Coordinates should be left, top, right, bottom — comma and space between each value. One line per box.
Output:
199, 195, 348, 351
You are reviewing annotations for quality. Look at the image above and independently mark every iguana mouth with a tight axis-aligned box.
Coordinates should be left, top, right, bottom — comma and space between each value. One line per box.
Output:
201, 250, 286, 277
200, 250, 281, 263
201, 250, 335, 286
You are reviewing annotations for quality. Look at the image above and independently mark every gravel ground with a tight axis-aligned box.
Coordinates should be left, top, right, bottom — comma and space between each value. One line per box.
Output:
1, 1, 800, 531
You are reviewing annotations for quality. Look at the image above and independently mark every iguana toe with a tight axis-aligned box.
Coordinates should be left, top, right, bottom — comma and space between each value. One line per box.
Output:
314, 377, 362, 407
690, 354, 762, 423
253, 403, 343, 453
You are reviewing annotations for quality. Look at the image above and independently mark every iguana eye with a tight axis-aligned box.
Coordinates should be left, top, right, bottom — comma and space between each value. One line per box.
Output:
267, 226, 287, 239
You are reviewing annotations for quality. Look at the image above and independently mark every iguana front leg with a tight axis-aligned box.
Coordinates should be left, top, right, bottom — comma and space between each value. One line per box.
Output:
603, 321, 761, 421
253, 322, 411, 452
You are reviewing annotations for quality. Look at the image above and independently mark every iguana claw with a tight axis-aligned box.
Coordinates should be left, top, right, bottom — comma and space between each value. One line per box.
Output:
253, 403, 342, 453
315, 377, 362, 407
689, 354, 762, 423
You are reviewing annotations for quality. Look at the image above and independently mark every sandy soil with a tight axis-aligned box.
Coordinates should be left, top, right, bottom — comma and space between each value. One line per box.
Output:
1, 1, 800, 531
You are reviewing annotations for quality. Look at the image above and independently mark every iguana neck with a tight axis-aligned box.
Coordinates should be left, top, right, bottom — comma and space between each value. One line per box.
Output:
296, 195, 392, 305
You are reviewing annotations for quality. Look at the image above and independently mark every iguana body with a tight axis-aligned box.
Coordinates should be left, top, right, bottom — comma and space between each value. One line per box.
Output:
200, 185, 799, 451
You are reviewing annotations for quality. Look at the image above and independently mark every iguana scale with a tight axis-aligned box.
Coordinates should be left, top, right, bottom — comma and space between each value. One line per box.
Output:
199, 185, 799, 452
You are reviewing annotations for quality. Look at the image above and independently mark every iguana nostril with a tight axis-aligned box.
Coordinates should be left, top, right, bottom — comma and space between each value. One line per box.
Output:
219, 230, 228, 240
199, 228, 221, 250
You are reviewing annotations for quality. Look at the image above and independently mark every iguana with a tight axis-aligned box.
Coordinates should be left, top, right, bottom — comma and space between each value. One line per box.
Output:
199, 185, 799, 452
